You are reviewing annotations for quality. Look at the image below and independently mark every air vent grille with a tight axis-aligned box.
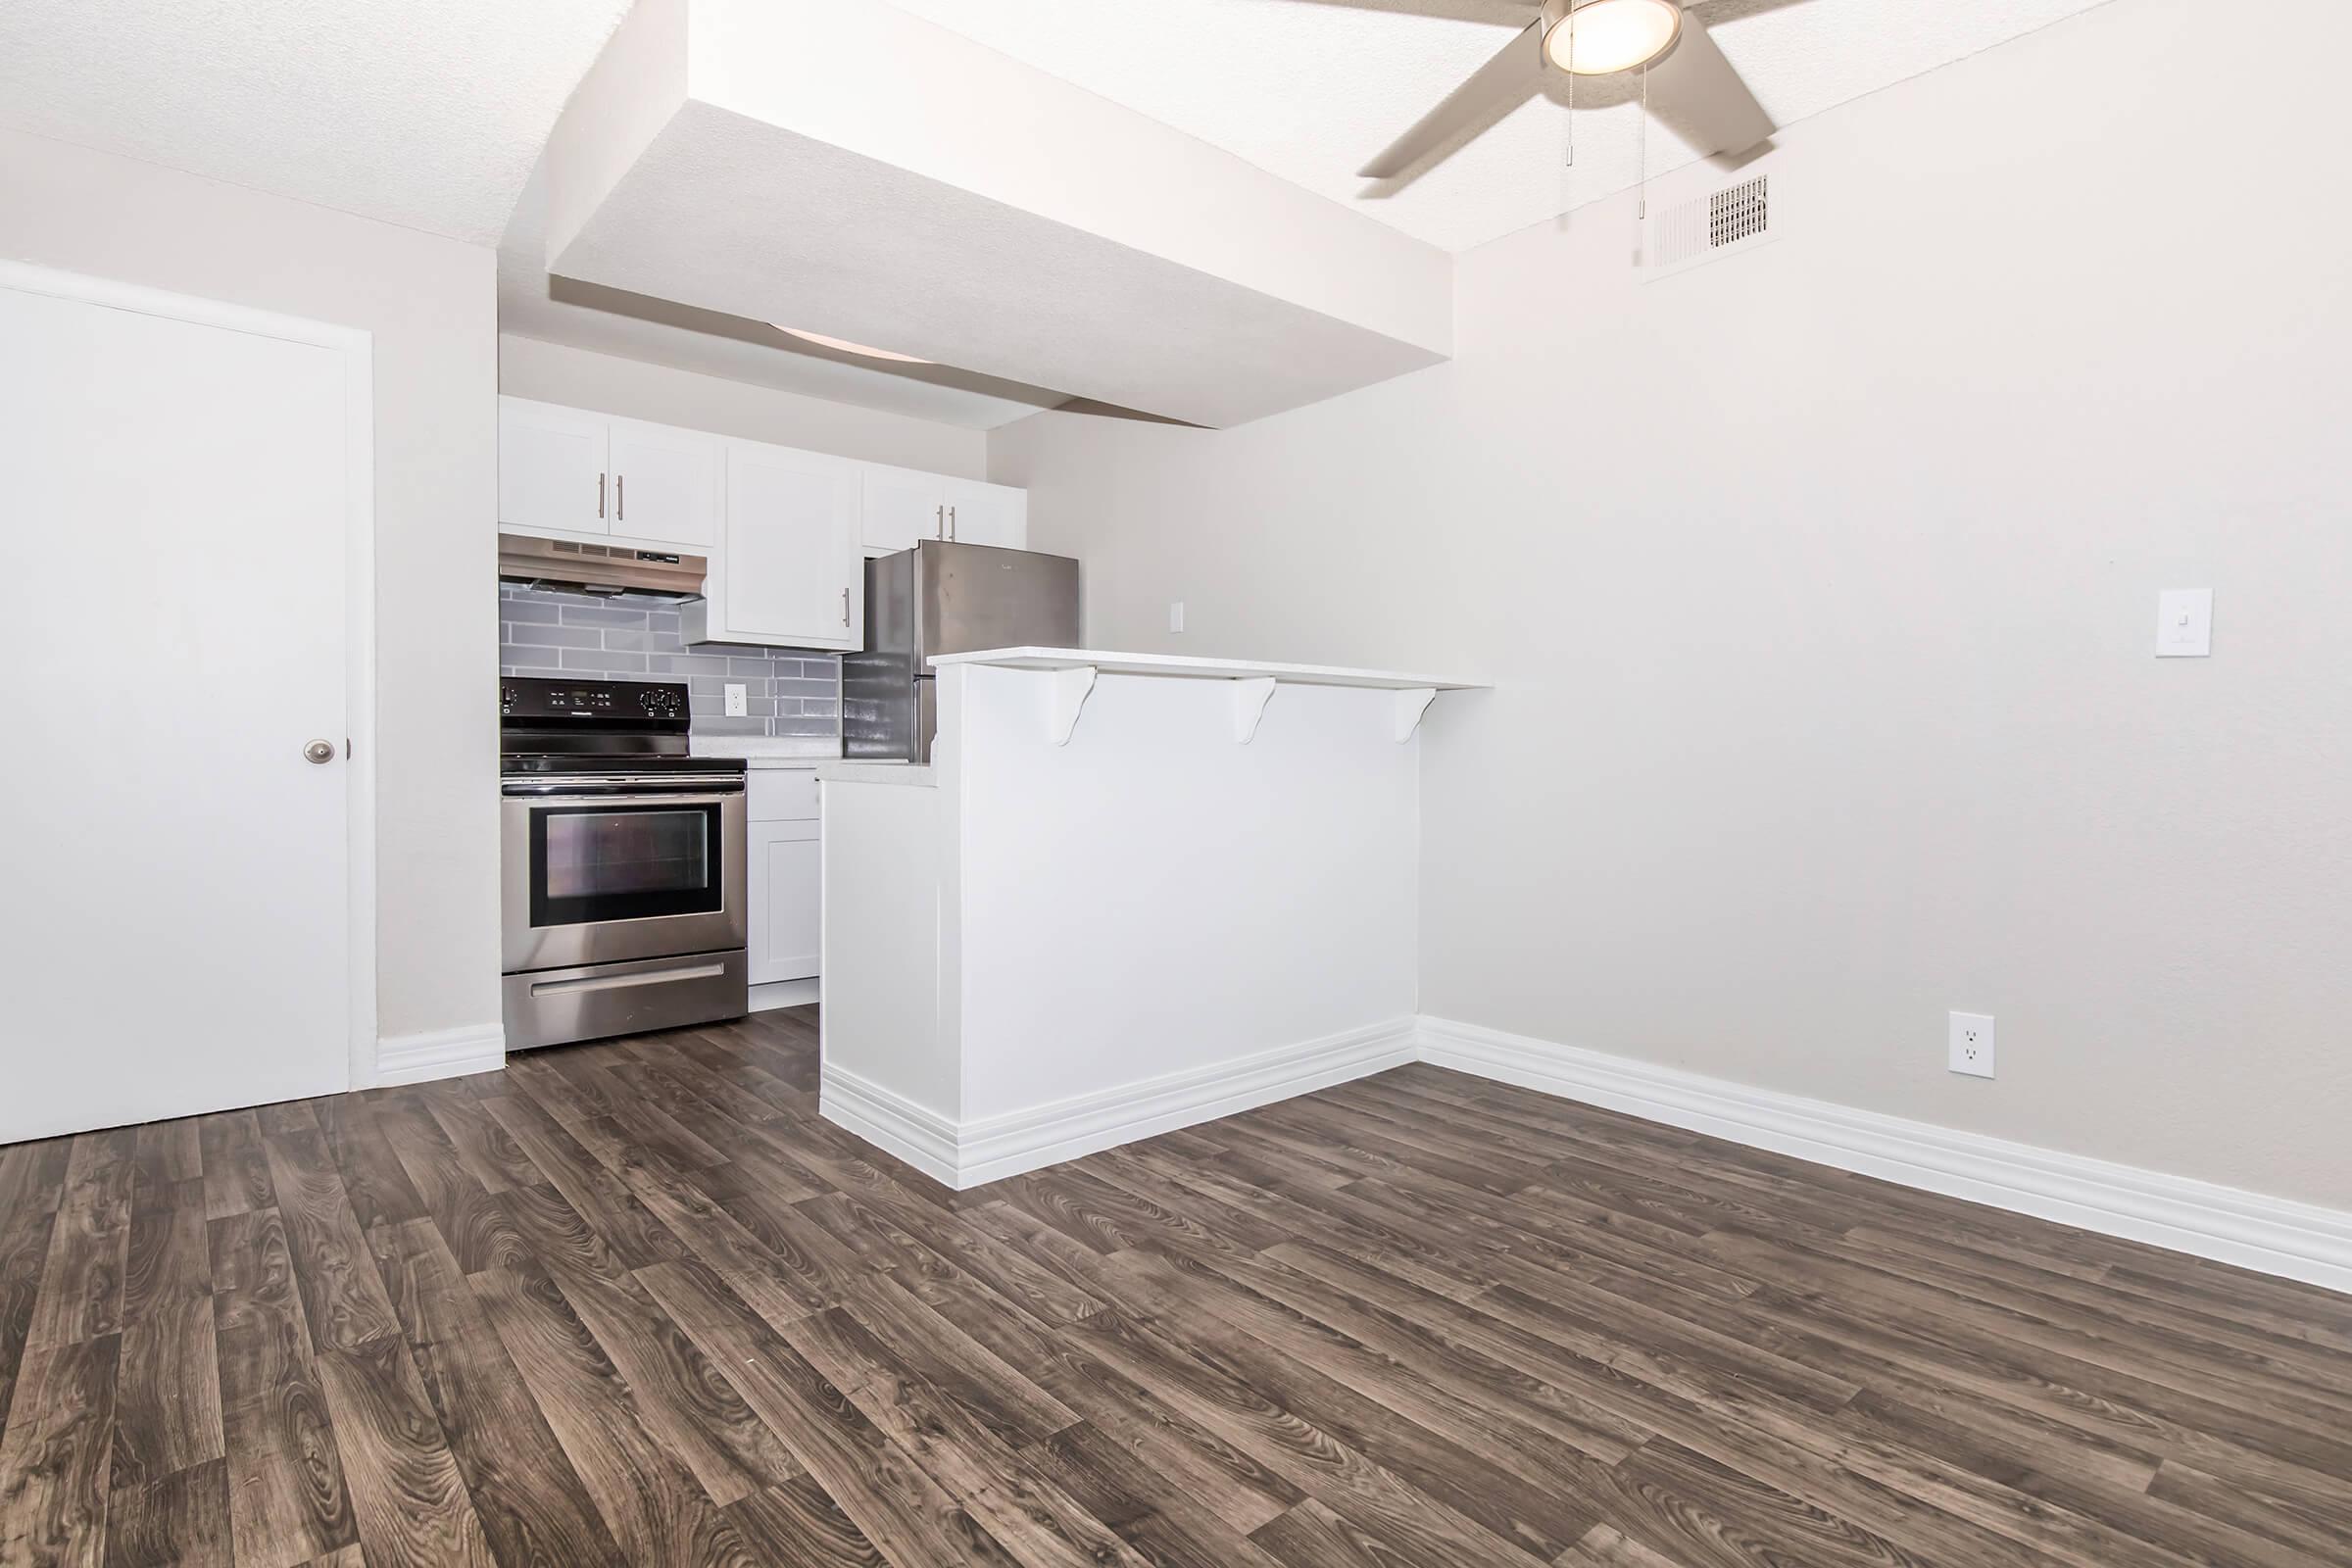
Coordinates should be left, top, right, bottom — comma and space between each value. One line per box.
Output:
1711, 175, 1768, 248
1643, 171, 1780, 281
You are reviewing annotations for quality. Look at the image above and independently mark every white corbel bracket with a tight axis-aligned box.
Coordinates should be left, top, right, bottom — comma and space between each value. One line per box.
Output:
1230, 677, 1278, 744
1043, 664, 1097, 746
1393, 687, 1439, 742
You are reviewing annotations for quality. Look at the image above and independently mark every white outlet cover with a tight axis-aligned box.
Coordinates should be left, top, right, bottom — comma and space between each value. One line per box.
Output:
723, 682, 749, 717
1948, 1011, 1996, 1079
1169, 600, 1186, 634
2156, 589, 2212, 657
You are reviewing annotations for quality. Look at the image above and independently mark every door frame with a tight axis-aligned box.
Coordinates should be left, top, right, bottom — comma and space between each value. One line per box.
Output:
0, 260, 378, 1095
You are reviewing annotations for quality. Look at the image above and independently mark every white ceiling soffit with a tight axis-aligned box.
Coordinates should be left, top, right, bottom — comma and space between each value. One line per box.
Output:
885, 0, 2124, 254
541, 0, 1452, 429
499, 163, 1066, 431
0, 0, 633, 245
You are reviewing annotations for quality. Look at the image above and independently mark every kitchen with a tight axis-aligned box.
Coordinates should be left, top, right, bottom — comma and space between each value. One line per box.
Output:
495, 384, 1472, 1188
493, 383, 1043, 1025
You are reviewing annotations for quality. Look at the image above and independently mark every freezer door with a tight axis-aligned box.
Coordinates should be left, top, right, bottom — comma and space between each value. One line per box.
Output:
916, 540, 1081, 659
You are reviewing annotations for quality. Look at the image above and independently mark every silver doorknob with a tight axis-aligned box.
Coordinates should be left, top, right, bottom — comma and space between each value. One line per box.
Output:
304, 739, 337, 764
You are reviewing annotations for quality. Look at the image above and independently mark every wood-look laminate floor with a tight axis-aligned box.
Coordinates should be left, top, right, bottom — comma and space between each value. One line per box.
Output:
4, 1009, 2349, 1566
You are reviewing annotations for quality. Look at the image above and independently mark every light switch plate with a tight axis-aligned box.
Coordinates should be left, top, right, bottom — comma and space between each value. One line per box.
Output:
723, 682, 748, 716
1169, 601, 1186, 634
2156, 589, 2212, 657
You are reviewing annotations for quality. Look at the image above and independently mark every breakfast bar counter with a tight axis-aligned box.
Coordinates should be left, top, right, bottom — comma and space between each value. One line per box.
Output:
815, 647, 1482, 1188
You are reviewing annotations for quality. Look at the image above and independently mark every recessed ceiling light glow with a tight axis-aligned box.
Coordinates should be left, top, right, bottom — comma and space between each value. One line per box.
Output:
1544, 0, 1683, 76
773, 326, 932, 364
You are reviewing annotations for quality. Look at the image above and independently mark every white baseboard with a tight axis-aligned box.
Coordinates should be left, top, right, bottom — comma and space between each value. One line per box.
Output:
748, 978, 820, 1012
818, 1017, 1420, 1190
1418, 1014, 2352, 1297
819, 1065, 963, 1187
372, 1022, 506, 1089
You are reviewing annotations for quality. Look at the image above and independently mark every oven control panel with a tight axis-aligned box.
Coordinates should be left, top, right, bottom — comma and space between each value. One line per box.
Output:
501, 676, 689, 722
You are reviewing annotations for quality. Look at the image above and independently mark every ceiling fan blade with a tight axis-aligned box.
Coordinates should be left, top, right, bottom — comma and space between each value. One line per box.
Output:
1643, 11, 1775, 159
1286, 0, 1542, 19
1359, 18, 1546, 180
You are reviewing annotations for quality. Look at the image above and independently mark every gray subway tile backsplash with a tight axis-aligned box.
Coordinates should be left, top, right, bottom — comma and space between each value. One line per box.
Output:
501, 582, 842, 741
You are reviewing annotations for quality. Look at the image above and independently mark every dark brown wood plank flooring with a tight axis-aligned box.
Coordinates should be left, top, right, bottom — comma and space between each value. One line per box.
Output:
3, 1006, 2348, 1566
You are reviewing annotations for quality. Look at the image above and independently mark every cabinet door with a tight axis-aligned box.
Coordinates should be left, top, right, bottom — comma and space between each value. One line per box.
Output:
942, 478, 1027, 550
716, 442, 861, 649
608, 417, 719, 548
499, 398, 609, 536
748, 820, 821, 984
860, 465, 946, 554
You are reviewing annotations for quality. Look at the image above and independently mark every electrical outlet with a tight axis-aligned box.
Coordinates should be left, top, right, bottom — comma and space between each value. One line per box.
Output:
1169, 601, 1186, 634
723, 683, 748, 717
1948, 1011, 1995, 1079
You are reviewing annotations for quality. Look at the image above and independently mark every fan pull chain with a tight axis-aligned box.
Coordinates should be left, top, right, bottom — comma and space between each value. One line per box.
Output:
1563, 8, 1576, 167
1638, 62, 1648, 220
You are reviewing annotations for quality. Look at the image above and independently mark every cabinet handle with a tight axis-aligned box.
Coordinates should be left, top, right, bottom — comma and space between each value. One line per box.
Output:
935, 503, 944, 540
841, 586, 850, 627
948, 504, 956, 541
616, 474, 624, 522
598, 472, 606, 519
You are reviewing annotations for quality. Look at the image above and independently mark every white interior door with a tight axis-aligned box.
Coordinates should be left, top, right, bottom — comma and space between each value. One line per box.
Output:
0, 274, 360, 1143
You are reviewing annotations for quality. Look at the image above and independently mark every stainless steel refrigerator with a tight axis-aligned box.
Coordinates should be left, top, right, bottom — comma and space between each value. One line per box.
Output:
843, 540, 1082, 762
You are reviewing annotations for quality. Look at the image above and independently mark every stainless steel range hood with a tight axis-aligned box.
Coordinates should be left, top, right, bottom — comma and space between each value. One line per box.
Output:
497, 533, 707, 599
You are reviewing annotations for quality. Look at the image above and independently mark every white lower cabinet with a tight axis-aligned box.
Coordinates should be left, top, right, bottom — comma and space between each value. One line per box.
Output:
746, 769, 821, 987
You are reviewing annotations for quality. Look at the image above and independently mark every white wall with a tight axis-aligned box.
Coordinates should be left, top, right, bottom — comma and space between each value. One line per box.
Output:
1, 128, 501, 1047
992, 0, 2352, 1207
500, 335, 988, 475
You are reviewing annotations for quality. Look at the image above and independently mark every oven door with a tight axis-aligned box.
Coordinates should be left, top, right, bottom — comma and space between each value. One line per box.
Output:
502, 780, 747, 972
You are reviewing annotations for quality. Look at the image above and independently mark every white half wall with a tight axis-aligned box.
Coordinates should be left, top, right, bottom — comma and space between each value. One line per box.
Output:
991, 0, 2352, 1209
1, 127, 502, 1057
498, 336, 987, 477
952, 666, 1421, 1125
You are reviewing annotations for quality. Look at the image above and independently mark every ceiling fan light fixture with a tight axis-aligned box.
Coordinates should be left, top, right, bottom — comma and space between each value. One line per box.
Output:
772, 325, 933, 365
1545, 0, 1683, 76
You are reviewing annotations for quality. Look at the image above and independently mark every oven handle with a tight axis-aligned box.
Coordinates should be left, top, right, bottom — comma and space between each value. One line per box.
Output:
528, 960, 730, 999
503, 772, 746, 789
505, 790, 744, 808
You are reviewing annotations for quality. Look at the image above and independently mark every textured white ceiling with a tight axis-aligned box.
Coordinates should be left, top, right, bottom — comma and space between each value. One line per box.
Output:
885, 0, 2122, 253
0, 0, 632, 244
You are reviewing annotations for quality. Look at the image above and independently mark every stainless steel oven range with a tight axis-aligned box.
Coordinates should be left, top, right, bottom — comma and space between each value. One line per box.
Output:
500, 676, 748, 1050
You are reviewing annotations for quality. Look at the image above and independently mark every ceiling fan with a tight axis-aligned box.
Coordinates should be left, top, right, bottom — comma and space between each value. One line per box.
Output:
1333, 0, 1793, 184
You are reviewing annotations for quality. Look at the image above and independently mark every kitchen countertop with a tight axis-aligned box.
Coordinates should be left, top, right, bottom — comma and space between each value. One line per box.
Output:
816, 760, 934, 787
925, 646, 1483, 691
690, 737, 841, 769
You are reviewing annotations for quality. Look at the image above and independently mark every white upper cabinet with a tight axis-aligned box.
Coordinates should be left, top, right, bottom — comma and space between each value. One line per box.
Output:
860, 465, 947, 554
503, 397, 1031, 651
606, 416, 719, 548
498, 397, 719, 552
861, 468, 1028, 554
498, 398, 610, 537
687, 441, 862, 652
942, 478, 1027, 550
